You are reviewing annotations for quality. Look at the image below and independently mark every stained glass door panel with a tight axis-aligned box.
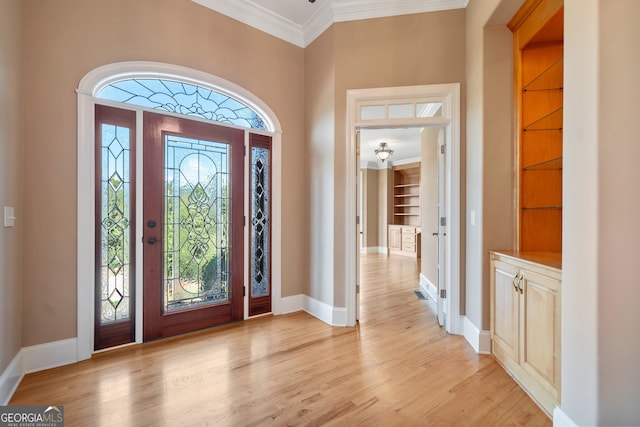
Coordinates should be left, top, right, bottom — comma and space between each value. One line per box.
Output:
248, 134, 272, 316
94, 105, 136, 350
143, 112, 244, 340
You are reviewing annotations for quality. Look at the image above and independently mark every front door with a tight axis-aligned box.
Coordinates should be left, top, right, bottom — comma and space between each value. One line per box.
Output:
143, 112, 244, 340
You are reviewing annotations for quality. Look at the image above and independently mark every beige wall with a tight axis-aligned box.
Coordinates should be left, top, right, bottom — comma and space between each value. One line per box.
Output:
465, 0, 521, 330
21, 0, 306, 346
305, 28, 335, 305
328, 10, 467, 307
0, 0, 23, 375
563, 0, 640, 424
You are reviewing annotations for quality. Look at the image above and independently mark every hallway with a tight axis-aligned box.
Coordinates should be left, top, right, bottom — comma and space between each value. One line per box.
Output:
10, 254, 550, 426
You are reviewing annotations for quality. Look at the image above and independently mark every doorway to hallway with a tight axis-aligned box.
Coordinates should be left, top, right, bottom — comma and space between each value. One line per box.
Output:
346, 83, 462, 334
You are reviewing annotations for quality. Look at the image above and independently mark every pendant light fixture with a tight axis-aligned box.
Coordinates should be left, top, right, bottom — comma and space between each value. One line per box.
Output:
375, 142, 394, 162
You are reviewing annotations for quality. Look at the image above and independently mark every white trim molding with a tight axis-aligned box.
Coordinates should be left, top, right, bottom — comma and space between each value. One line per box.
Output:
280, 294, 304, 315
463, 317, 491, 355
0, 352, 24, 405
419, 273, 438, 315
192, 0, 469, 48
0, 338, 79, 405
419, 273, 438, 303
303, 296, 347, 327
22, 338, 78, 374
279, 294, 346, 327
363, 246, 388, 254
553, 407, 579, 427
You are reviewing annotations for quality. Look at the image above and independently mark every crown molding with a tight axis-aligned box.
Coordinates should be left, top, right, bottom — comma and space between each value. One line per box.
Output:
303, 2, 335, 47
192, 0, 470, 48
192, 0, 306, 47
331, 0, 469, 23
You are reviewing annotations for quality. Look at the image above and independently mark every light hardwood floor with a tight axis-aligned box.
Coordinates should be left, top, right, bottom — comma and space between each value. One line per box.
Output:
11, 254, 551, 426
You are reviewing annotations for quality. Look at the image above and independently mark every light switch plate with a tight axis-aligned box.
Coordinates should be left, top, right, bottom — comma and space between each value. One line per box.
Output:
4, 206, 15, 227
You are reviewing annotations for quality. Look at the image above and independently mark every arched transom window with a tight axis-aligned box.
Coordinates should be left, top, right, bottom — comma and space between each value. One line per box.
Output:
97, 78, 268, 130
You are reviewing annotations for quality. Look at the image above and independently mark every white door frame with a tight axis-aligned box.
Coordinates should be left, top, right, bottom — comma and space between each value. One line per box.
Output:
345, 83, 462, 335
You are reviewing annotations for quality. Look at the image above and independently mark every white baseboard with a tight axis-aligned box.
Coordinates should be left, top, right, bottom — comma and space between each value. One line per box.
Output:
303, 295, 332, 324
462, 316, 491, 355
1, 338, 78, 405
282, 294, 347, 327
364, 246, 387, 254
280, 294, 304, 314
331, 306, 347, 327
0, 351, 24, 405
303, 295, 346, 326
419, 273, 438, 314
553, 407, 579, 427
22, 338, 78, 374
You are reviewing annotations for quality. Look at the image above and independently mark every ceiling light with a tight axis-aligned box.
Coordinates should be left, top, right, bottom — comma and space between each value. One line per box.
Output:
375, 142, 394, 162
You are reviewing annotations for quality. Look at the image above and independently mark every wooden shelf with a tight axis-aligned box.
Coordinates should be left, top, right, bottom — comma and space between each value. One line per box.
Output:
514, 12, 564, 253
391, 162, 421, 227
522, 206, 562, 210
523, 107, 563, 131
523, 157, 562, 170
523, 57, 563, 92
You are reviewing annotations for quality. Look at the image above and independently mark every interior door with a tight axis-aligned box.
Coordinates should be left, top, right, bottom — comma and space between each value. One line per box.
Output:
437, 129, 447, 327
143, 112, 244, 340
355, 129, 361, 321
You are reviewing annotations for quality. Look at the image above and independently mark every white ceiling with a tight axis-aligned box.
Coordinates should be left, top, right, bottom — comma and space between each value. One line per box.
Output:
360, 127, 423, 169
192, 0, 470, 47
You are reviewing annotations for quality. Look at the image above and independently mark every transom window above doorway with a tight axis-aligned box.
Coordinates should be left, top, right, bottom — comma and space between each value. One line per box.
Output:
97, 78, 268, 130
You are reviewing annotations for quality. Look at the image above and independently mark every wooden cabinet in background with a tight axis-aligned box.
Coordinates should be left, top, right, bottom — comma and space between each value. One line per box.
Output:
388, 226, 402, 252
490, 251, 561, 417
388, 225, 421, 258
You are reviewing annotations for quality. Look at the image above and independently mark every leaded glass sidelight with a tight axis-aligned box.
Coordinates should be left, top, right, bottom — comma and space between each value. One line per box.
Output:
99, 124, 133, 324
164, 135, 231, 311
250, 146, 270, 299
97, 79, 267, 130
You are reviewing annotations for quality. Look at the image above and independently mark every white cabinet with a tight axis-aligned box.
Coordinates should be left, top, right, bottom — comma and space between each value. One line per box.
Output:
490, 251, 561, 417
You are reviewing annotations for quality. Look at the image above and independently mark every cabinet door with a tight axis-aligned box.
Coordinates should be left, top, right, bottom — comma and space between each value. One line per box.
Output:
491, 260, 520, 364
521, 269, 561, 398
388, 226, 402, 250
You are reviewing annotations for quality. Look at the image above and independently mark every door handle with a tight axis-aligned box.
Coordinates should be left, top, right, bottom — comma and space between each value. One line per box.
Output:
518, 272, 524, 294
432, 232, 439, 236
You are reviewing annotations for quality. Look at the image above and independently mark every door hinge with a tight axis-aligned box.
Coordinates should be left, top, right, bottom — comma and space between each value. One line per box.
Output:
243, 286, 246, 297
440, 144, 445, 154
440, 289, 446, 299
244, 215, 246, 226
244, 145, 247, 156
